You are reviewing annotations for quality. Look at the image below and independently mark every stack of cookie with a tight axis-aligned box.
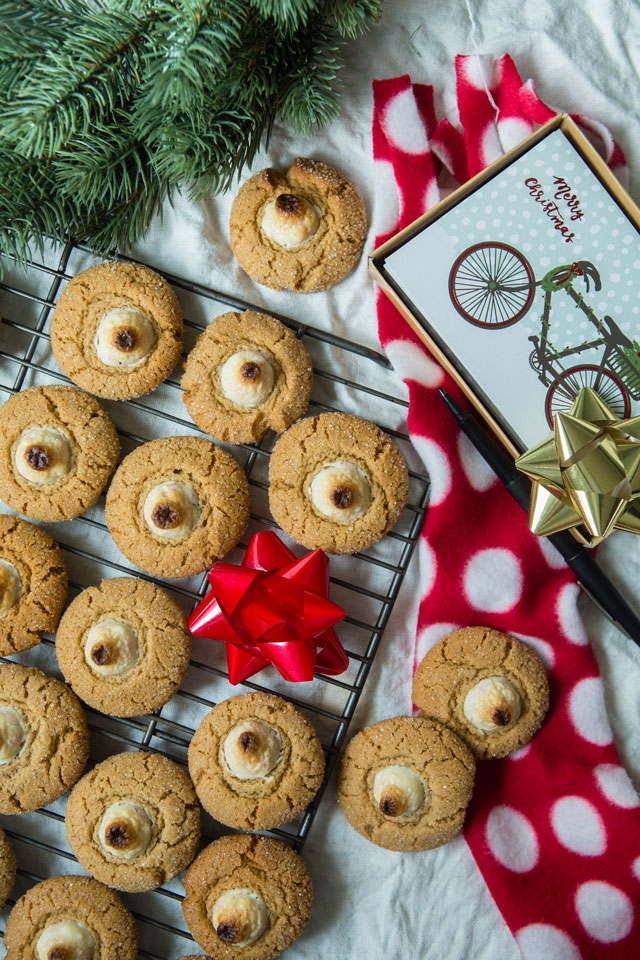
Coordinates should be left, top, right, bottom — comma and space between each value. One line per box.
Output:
337, 626, 550, 852
0, 156, 417, 960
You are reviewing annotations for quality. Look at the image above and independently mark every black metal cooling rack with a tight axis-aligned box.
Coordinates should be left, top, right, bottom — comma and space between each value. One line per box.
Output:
0, 239, 430, 958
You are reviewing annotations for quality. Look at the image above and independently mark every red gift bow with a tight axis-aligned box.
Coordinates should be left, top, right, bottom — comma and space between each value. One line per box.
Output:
188, 531, 349, 684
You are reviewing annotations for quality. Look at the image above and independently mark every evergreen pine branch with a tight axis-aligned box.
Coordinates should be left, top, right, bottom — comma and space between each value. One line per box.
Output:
277, 19, 342, 132
0, 152, 69, 262
136, 0, 247, 119
148, 104, 267, 195
0, 1, 79, 102
325, 0, 382, 38
1, 4, 154, 158
247, 0, 316, 31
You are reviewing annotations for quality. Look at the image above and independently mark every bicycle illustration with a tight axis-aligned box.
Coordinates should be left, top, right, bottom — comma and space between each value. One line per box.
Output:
448, 241, 640, 426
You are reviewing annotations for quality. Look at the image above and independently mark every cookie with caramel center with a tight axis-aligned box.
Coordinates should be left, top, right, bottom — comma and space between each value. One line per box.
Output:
188, 691, 325, 831
51, 260, 183, 400
0, 385, 119, 522
56, 576, 190, 717
66, 751, 200, 893
182, 310, 313, 444
182, 835, 312, 960
269, 412, 409, 554
3, 875, 137, 960
337, 715, 475, 852
230, 157, 367, 293
412, 626, 549, 759
105, 435, 249, 578
0, 663, 89, 814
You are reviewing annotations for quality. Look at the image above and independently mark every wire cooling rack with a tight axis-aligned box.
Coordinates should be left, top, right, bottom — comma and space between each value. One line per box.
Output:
0, 239, 430, 958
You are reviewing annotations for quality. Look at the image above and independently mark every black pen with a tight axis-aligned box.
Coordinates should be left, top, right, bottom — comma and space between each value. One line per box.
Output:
438, 388, 640, 649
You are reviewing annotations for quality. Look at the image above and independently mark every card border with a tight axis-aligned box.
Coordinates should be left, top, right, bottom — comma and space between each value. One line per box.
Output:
369, 114, 640, 458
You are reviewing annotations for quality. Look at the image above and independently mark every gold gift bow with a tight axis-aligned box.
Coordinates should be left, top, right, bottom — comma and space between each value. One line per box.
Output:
515, 387, 640, 544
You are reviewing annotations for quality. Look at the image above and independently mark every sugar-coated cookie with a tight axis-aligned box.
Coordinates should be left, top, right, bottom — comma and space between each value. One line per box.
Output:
337, 716, 475, 852
230, 157, 367, 293
412, 626, 549, 759
269, 412, 409, 554
0, 514, 67, 656
182, 835, 313, 960
0, 663, 89, 814
66, 751, 200, 893
0, 385, 119, 521
51, 260, 183, 400
105, 435, 250, 578
0, 826, 16, 910
56, 576, 191, 717
182, 310, 313, 444
188, 691, 325, 831
3, 874, 138, 960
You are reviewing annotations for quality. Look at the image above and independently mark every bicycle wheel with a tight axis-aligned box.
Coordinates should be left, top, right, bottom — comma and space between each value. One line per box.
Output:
545, 364, 631, 426
449, 242, 535, 328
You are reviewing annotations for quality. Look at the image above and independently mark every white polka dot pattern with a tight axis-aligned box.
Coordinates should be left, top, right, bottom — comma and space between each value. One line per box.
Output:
457, 432, 498, 492
594, 764, 640, 809
486, 806, 539, 872
383, 88, 430, 155
411, 437, 451, 506
516, 924, 581, 960
551, 796, 607, 856
575, 881, 634, 942
556, 583, 588, 644
569, 677, 614, 746
385, 339, 444, 389
463, 548, 522, 612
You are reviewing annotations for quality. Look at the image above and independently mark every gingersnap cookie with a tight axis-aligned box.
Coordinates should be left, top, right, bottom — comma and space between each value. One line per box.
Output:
337, 715, 475, 852
412, 626, 550, 760
56, 576, 191, 717
3, 874, 138, 960
0, 385, 119, 522
51, 260, 183, 400
230, 157, 367, 293
65, 750, 200, 893
182, 310, 313, 444
269, 412, 409, 554
105, 435, 250, 579
188, 692, 325, 831
0, 663, 89, 814
0, 826, 16, 910
182, 835, 313, 960
0, 514, 67, 656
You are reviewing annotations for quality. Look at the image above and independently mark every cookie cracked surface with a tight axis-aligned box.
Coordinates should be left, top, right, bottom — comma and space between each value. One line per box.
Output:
182, 834, 313, 960
0, 663, 89, 814
0, 515, 68, 656
56, 576, 191, 717
0, 826, 16, 909
182, 310, 313, 444
0, 385, 119, 522
412, 626, 550, 759
51, 260, 183, 400
105, 435, 250, 578
337, 715, 475, 852
3, 874, 137, 960
188, 691, 325, 831
268, 412, 409, 554
230, 157, 367, 293
66, 750, 200, 893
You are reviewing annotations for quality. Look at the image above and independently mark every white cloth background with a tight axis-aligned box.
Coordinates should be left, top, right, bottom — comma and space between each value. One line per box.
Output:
2, 2, 640, 958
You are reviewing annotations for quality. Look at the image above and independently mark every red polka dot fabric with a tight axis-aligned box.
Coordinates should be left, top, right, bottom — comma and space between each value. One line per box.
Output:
373, 54, 639, 960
